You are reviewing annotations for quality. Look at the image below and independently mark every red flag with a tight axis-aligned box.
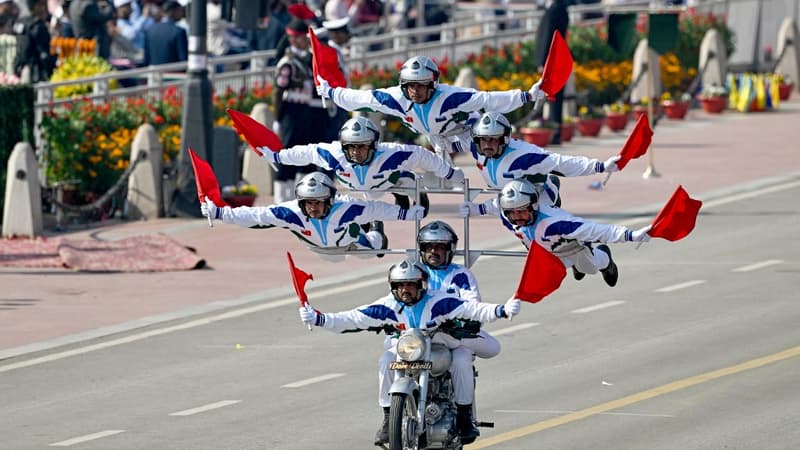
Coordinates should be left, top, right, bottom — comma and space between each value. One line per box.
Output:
287, 3, 316, 21
309, 28, 348, 88
188, 148, 228, 206
514, 242, 567, 303
539, 30, 574, 99
615, 114, 653, 170
287, 252, 314, 306
227, 109, 283, 156
649, 186, 702, 241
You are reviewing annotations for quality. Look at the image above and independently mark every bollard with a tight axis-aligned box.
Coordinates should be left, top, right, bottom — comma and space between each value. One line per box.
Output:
2, 143, 43, 238
775, 17, 799, 93
699, 29, 728, 91
630, 39, 663, 105
453, 68, 479, 90
241, 102, 275, 198
127, 124, 164, 220
212, 126, 241, 190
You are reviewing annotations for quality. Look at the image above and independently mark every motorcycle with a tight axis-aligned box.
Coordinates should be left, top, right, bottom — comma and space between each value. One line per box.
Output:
386, 325, 492, 450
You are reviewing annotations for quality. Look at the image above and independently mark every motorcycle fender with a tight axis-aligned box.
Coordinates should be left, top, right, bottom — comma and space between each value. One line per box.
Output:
389, 376, 420, 396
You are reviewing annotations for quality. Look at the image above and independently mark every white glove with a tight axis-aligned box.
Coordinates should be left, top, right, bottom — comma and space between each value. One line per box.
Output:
503, 297, 522, 319
630, 225, 652, 242
603, 155, 621, 173
316, 75, 332, 99
201, 196, 219, 220
528, 79, 545, 102
405, 205, 426, 220
299, 305, 319, 326
459, 201, 480, 218
271, 120, 281, 136
448, 168, 465, 184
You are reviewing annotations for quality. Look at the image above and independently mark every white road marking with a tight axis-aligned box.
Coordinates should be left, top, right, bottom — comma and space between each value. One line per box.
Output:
494, 409, 675, 418
732, 259, 783, 272
281, 373, 346, 388
0, 278, 384, 374
655, 280, 706, 293
571, 301, 625, 314
49, 430, 125, 447
492, 323, 539, 336
169, 400, 241, 417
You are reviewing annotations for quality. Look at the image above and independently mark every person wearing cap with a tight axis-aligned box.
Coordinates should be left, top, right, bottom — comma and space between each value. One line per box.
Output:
115, 0, 152, 53
271, 17, 334, 203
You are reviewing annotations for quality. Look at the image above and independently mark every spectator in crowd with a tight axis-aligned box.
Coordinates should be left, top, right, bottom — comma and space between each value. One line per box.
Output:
0, 0, 20, 23
319, 16, 351, 142
142, 0, 186, 66
115, 0, 151, 52
70, 0, 114, 59
49, 0, 74, 37
14, 0, 55, 82
250, 2, 286, 66
0, 13, 17, 75
534, 0, 569, 145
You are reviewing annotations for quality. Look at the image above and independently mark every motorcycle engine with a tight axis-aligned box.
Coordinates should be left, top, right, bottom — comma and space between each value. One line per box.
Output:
426, 403, 457, 446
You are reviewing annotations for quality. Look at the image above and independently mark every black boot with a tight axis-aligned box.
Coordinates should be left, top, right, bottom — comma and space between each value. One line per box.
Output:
597, 244, 618, 287
392, 193, 411, 210
374, 407, 390, 446
456, 404, 480, 445
572, 266, 585, 281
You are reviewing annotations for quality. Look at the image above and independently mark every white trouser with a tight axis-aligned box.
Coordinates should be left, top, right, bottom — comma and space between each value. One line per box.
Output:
561, 245, 610, 275
378, 336, 476, 407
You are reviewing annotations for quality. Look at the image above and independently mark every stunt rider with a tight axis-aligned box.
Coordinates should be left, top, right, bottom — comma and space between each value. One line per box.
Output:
467, 178, 652, 285
315, 55, 545, 156
460, 112, 622, 210
299, 259, 521, 446
201, 172, 425, 260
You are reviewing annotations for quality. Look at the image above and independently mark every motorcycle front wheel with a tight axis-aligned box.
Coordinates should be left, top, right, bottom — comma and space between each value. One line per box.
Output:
389, 392, 420, 450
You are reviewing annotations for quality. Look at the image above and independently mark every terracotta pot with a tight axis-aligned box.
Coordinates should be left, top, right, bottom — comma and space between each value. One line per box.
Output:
223, 195, 257, 207
778, 83, 793, 101
576, 118, 603, 137
519, 127, 554, 147
605, 112, 628, 132
699, 96, 726, 114
561, 123, 575, 142
661, 100, 689, 119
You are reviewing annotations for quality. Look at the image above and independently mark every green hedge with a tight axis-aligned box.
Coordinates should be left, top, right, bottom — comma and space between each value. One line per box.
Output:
0, 85, 35, 220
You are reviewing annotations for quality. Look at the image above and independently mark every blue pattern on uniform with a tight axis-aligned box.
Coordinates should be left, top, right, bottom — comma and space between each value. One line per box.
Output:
412, 90, 441, 133
353, 163, 369, 185
271, 206, 304, 228
373, 91, 406, 115
426, 267, 446, 290
406, 300, 428, 328
359, 304, 399, 322
439, 92, 473, 115
430, 297, 463, 321
507, 152, 549, 172
543, 220, 583, 238
315, 147, 344, 171
356, 232, 373, 248
451, 273, 471, 290
309, 203, 341, 246
378, 151, 413, 173
337, 204, 365, 227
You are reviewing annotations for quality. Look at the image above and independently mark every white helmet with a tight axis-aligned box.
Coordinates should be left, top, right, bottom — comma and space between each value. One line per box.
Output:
399, 56, 440, 100
499, 179, 539, 225
295, 172, 336, 218
388, 258, 429, 305
339, 117, 380, 165
417, 220, 458, 268
472, 112, 512, 158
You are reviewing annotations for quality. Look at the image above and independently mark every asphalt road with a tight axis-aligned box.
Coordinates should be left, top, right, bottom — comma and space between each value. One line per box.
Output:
1, 178, 799, 450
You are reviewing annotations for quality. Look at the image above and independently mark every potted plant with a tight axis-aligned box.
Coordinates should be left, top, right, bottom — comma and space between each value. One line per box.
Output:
778, 74, 793, 101
576, 106, 605, 137
660, 91, 691, 120
222, 183, 259, 207
603, 102, 629, 132
697, 84, 728, 113
518, 119, 556, 147
631, 97, 661, 121
561, 115, 576, 142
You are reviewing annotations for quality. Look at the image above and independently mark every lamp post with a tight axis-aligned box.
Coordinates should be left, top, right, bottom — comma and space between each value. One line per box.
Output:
172, 0, 214, 217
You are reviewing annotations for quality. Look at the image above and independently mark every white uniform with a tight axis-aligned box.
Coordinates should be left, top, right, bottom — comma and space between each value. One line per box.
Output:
212, 197, 414, 255
265, 141, 460, 197
327, 84, 532, 154
502, 204, 636, 274
470, 137, 606, 206
314, 290, 509, 407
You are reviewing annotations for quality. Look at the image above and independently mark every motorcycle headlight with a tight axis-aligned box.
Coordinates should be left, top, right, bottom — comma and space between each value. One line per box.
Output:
396, 330, 425, 361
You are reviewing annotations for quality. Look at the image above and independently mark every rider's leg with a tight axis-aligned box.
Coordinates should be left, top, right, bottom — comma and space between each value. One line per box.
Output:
375, 348, 396, 445
450, 346, 480, 443
459, 330, 501, 359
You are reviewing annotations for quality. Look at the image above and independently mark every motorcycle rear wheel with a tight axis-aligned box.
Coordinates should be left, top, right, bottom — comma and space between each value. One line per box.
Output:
389, 393, 420, 450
